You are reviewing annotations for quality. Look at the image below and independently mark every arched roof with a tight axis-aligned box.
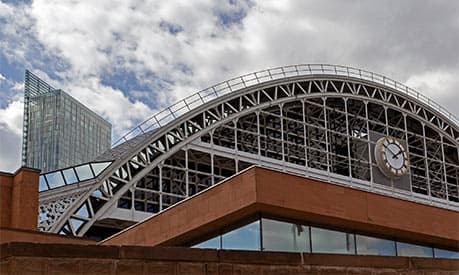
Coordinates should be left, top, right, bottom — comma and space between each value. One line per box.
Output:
38, 64, 459, 237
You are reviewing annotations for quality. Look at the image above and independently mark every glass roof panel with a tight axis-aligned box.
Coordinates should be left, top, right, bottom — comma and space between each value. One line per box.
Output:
90, 162, 112, 176
45, 172, 66, 189
62, 168, 78, 184
39, 175, 49, 192
74, 164, 94, 181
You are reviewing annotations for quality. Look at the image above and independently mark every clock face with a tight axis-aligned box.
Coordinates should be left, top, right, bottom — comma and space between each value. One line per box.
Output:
375, 136, 409, 178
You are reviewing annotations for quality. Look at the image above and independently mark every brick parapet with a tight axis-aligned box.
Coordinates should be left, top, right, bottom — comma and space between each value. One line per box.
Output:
0, 228, 96, 245
1, 243, 458, 274
0, 167, 40, 231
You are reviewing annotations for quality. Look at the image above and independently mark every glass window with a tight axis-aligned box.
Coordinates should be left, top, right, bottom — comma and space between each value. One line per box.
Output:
192, 235, 221, 249
397, 242, 433, 258
62, 168, 78, 184
434, 248, 459, 259
75, 164, 94, 181
38, 175, 49, 191
69, 218, 85, 233
356, 235, 396, 256
311, 227, 355, 254
90, 162, 111, 176
222, 220, 260, 251
45, 172, 66, 189
262, 218, 310, 252
75, 203, 90, 218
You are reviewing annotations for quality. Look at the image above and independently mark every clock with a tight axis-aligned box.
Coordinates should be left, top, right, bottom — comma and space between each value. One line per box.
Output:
374, 136, 409, 178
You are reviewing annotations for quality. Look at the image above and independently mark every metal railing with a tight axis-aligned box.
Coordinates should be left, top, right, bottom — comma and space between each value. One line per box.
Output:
112, 64, 459, 147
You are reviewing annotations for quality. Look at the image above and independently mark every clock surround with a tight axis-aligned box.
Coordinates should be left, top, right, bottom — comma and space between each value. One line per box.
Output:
374, 136, 410, 178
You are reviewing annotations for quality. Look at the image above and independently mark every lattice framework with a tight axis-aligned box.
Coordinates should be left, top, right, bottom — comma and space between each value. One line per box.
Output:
37, 70, 459, 238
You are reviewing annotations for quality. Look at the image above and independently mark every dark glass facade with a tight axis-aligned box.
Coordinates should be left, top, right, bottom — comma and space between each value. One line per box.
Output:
192, 216, 459, 259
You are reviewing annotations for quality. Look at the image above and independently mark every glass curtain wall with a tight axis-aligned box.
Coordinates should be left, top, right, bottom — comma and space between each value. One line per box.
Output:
191, 216, 458, 259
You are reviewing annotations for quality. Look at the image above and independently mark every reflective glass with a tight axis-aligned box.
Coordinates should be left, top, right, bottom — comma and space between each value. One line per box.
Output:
262, 218, 310, 252
91, 162, 111, 176
39, 175, 49, 191
397, 242, 433, 257
75, 164, 94, 181
62, 168, 78, 184
45, 172, 66, 189
356, 235, 396, 256
222, 220, 260, 251
311, 227, 355, 254
434, 248, 459, 259
75, 203, 90, 218
69, 218, 85, 232
92, 189, 103, 198
193, 235, 221, 249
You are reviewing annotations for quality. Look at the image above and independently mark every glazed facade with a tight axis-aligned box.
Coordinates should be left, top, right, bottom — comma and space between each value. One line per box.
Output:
22, 70, 111, 173
193, 216, 459, 259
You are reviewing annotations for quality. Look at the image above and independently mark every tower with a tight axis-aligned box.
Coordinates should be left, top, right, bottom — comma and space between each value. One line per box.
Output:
21, 70, 112, 173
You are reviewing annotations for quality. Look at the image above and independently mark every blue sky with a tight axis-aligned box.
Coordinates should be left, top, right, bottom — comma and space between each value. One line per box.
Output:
0, 0, 458, 172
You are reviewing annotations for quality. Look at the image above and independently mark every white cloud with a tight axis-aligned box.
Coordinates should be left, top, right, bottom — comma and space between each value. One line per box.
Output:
11, 82, 24, 92
0, 2, 14, 17
406, 70, 459, 118
0, 99, 23, 172
0, 0, 458, 172
64, 76, 152, 136
0, 73, 5, 82
0, 99, 23, 136
0, 127, 22, 173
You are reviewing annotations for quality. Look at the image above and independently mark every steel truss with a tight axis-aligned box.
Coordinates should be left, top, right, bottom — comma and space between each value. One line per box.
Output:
38, 70, 459, 239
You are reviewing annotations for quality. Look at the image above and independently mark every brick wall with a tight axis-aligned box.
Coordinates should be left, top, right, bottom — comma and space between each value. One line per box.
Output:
103, 167, 459, 250
0, 168, 40, 231
0, 168, 95, 246
0, 172, 13, 228
1, 243, 458, 274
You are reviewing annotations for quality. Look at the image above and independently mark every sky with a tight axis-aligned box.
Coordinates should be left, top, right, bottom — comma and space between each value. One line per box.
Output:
0, 0, 458, 172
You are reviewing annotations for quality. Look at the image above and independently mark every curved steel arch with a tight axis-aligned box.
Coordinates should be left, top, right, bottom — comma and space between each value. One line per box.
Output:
112, 64, 459, 149
43, 70, 459, 237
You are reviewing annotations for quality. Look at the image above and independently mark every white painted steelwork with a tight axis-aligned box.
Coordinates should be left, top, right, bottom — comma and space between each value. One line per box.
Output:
37, 64, 459, 239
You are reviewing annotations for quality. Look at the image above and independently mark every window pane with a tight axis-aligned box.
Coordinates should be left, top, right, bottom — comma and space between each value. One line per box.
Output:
75, 164, 94, 181
262, 218, 310, 252
311, 227, 355, 254
91, 162, 111, 176
45, 172, 66, 189
222, 220, 260, 251
192, 235, 221, 249
434, 248, 459, 259
39, 175, 49, 191
397, 242, 433, 257
356, 235, 396, 256
62, 168, 78, 184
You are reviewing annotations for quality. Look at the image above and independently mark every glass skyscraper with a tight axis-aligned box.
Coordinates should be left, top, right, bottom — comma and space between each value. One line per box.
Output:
22, 70, 112, 173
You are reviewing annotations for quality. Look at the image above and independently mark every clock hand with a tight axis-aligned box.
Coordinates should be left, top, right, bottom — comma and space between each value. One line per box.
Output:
384, 145, 397, 157
393, 149, 403, 159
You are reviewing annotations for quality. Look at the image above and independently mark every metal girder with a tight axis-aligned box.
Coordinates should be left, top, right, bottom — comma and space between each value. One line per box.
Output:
40, 73, 459, 238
